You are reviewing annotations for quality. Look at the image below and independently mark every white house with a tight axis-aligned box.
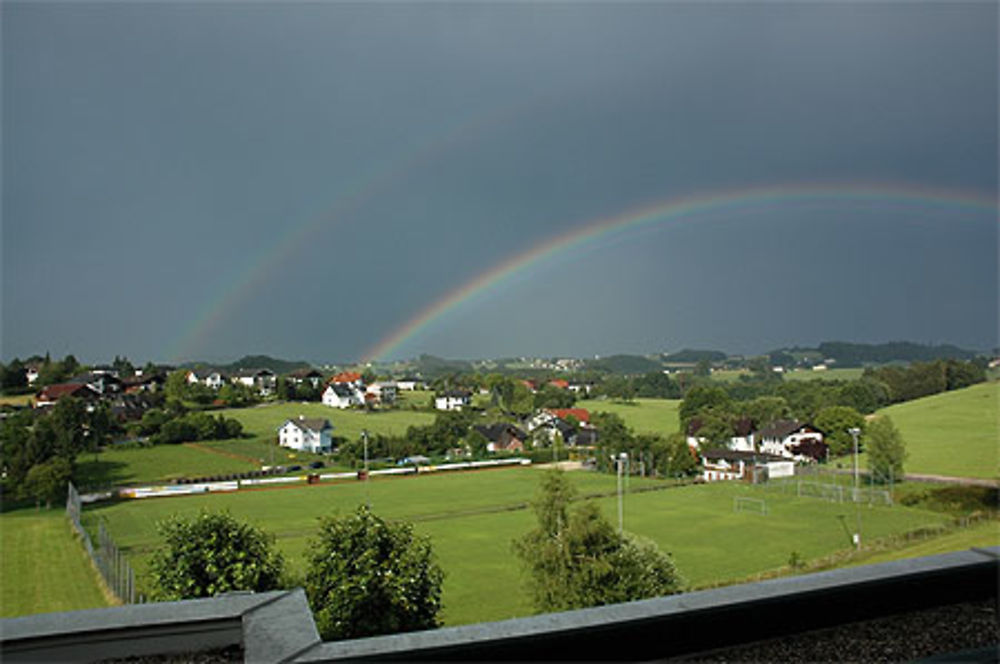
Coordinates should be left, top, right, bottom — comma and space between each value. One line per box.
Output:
233, 369, 276, 396
396, 377, 425, 391
278, 416, 334, 453
700, 450, 794, 483
366, 382, 398, 405
322, 383, 361, 409
187, 370, 227, 390
435, 390, 471, 411
757, 420, 826, 462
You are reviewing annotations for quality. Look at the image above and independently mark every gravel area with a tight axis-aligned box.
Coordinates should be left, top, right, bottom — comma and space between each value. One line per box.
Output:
98, 645, 242, 663
677, 600, 998, 663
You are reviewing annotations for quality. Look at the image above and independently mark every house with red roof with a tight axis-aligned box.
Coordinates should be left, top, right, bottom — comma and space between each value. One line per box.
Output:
35, 383, 101, 408
548, 379, 570, 389
547, 408, 590, 424
330, 371, 363, 386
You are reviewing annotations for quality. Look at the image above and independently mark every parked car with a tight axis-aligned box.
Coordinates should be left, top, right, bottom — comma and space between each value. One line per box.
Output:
309, 460, 325, 469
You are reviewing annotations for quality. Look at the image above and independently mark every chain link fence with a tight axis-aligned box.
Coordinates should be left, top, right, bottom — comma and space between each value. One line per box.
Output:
66, 482, 140, 604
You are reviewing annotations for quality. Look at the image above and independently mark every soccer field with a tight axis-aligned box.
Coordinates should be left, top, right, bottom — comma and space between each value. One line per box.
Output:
80, 466, 947, 626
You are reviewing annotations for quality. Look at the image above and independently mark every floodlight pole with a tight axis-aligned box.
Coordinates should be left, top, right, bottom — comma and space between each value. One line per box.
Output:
848, 427, 861, 548
363, 429, 370, 508
617, 452, 628, 535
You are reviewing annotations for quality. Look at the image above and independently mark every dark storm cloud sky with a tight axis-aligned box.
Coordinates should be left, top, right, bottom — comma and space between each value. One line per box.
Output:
3, 2, 997, 364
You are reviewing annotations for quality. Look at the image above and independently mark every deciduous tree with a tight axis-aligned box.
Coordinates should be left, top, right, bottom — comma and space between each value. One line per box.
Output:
304, 506, 443, 640
150, 511, 286, 600
513, 470, 682, 613
865, 415, 906, 484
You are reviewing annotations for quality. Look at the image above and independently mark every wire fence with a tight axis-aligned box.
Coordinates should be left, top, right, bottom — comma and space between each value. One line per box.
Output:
67, 481, 140, 604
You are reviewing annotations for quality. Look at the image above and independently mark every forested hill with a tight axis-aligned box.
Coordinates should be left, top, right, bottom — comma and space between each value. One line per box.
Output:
813, 342, 979, 367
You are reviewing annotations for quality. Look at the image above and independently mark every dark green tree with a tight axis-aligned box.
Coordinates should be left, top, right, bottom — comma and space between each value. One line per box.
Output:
813, 406, 865, 457
513, 470, 682, 613
150, 510, 286, 600
304, 506, 444, 641
865, 415, 906, 484
24, 457, 73, 509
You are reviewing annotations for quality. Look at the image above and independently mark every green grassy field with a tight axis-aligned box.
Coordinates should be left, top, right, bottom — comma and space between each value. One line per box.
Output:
74, 404, 435, 488
575, 397, 680, 436
860, 381, 999, 480
224, 402, 436, 444
0, 394, 33, 407
75, 444, 260, 489
707, 368, 864, 382
0, 508, 110, 617
78, 466, 948, 626
845, 518, 999, 567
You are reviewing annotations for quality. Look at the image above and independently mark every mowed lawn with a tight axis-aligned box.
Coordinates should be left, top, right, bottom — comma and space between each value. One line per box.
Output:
81, 467, 947, 626
75, 444, 259, 489
224, 402, 436, 445
576, 398, 680, 436
0, 508, 110, 617
862, 381, 999, 480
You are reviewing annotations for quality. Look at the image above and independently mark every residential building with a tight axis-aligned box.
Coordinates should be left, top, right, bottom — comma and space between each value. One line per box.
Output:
278, 416, 334, 453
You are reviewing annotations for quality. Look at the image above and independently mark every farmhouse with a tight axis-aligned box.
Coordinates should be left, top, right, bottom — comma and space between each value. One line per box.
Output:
396, 377, 425, 391
366, 382, 398, 405
187, 370, 227, 390
435, 390, 471, 411
287, 368, 324, 388
700, 449, 794, 483
473, 423, 528, 453
233, 369, 277, 396
330, 371, 363, 387
35, 382, 101, 408
757, 420, 827, 462
69, 372, 123, 395
322, 383, 361, 409
278, 416, 334, 453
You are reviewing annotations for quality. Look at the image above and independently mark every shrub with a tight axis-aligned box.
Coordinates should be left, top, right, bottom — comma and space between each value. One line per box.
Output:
149, 510, 285, 600
304, 505, 443, 640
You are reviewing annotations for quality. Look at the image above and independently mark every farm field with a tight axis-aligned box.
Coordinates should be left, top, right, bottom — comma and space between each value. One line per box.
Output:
0, 508, 109, 617
860, 381, 999, 480
79, 466, 947, 626
575, 397, 680, 436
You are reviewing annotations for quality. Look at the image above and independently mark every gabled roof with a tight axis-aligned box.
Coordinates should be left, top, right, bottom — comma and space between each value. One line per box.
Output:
439, 389, 471, 399
288, 368, 323, 379
331, 372, 362, 384
548, 379, 569, 389
325, 383, 356, 398
281, 417, 333, 433
547, 408, 590, 423
473, 423, 527, 442
37, 383, 100, 401
757, 419, 813, 439
701, 449, 788, 463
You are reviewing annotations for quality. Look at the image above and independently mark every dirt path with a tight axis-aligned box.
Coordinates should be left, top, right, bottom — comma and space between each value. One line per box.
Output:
824, 467, 998, 488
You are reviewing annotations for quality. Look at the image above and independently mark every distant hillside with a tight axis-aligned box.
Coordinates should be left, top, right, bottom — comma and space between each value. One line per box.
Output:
662, 349, 727, 364
412, 354, 473, 378
227, 355, 313, 374
178, 355, 313, 374
813, 342, 979, 367
585, 354, 663, 374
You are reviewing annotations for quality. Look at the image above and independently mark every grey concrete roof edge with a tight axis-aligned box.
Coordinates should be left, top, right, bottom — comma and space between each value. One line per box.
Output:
297, 547, 1000, 661
0, 590, 292, 642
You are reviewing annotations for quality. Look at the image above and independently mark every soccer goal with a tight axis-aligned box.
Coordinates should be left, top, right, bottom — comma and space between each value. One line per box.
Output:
734, 496, 768, 516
